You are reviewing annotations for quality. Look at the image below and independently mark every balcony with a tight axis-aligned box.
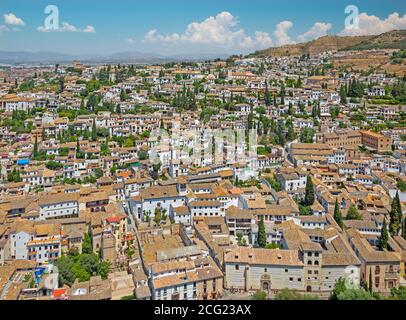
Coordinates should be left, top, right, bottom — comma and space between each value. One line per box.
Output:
385, 272, 399, 279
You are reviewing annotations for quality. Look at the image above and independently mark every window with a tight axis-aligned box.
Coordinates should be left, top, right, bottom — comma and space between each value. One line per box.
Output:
314, 260, 319, 265
307, 261, 312, 265
235, 265, 239, 270
308, 270, 312, 274
307, 252, 312, 257
375, 266, 380, 275
289, 277, 293, 282
375, 277, 380, 288
285, 269, 288, 273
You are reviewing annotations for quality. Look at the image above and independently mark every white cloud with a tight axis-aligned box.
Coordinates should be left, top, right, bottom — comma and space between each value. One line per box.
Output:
59, 22, 78, 32
143, 11, 259, 48
126, 38, 136, 44
0, 25, 9, 34
340, 12, 406, 36
239, 36, 254, 48
83, 25, 96, 33
37, 22, 77, 32
4, 13, 25, 26
141, 12, 337, 50
254, 31, 273, 48
298, 22, 332, 42
37, 22, 95, 33
273, 20, 294, 46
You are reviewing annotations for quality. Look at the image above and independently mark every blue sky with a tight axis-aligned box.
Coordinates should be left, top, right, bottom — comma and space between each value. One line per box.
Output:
0, 0, 405, 55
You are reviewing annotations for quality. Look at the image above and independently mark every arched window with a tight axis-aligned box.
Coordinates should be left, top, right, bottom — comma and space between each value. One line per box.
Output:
375, 266, 380, 275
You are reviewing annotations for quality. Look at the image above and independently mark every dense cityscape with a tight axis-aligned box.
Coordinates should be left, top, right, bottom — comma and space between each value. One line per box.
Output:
1, 3, 406, 303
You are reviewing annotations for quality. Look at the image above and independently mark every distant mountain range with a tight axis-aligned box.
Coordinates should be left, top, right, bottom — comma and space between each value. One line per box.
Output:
250, 29, 406, 57
0, 50, 229, 65
2, 29, 404, 65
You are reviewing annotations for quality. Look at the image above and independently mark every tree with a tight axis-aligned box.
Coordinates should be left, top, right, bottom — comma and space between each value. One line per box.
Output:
154, 208, 162, 225
91, 119, 97, 142
46, 161, 63, 171
334, 199, 344, 229
265, 243, 281, 249
331, 278, 347, 300
389, 192, 402, 236
76, 253, 101, 276
137, 150, 148, 160
236, 233, 245, 246
280, 82, 285, 105
7, 168, 22, 183
275, 288, 318, 300
33, 136, 39, 158
121, 294, 136, 300
337, 288, 375, 300
304, 176, 315, 206
54, 256, 76, 286
368, 269, 373, 293
396, 180, 406, 192
286, 121, 296, 141
299, 127, 315, 143
339, 85, 347, 104
346, 205, 362, 220
71, 264, 90, 282
391, 286, 406, 300
252, 290, 268, 300
258, 216, 267, 248
98, 261, 110, 280
82, 233, 93, 254
152, 161, 161, 180
120, 89, 127, 102
58, 76, 65, 94
378, 219, 389, 251
264, 81, 271, 107
402, 218, 406, 240
330, 106, 340, 119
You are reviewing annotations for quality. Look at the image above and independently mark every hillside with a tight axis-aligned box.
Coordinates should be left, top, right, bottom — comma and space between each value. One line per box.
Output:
250, 30, 406, 57
345, 29, 406, 50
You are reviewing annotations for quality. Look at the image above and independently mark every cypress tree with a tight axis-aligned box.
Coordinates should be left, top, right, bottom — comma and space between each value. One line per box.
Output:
91, 119, 97, 142
378, 219, 389, 251
402, 218, 406, 240
368, 269, 373, 293
33, 136, 39, 158
264, 81, 271, 107
258, 216, 267, 248
280, 82, 285, 105
304, 176, 315, 206
334, 199, 344, 229
389, 192, 402, 236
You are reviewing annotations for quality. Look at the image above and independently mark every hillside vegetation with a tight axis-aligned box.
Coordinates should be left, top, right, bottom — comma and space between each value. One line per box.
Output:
250, 30, 406, 57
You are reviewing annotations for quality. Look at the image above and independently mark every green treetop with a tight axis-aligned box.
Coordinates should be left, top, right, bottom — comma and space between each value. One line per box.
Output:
304, 176, 315, 206
334, 199, 344, 229
258, 216, 267, 248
